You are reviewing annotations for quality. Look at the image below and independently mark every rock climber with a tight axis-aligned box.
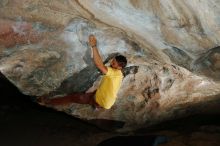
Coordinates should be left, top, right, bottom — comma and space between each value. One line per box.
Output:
38, 35, 127, 109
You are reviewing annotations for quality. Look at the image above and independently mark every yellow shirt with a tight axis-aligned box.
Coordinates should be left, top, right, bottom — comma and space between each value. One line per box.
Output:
95, 67, 123, 109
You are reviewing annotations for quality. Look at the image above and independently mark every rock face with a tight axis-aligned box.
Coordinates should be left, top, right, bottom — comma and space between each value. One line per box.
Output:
0, 0, 220, 131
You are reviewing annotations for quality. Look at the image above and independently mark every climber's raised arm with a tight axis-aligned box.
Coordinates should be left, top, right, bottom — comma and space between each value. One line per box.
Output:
89, 35, 108, 74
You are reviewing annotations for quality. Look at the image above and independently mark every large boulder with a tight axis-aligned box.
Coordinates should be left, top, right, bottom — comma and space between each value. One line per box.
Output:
0, 0, 220, 131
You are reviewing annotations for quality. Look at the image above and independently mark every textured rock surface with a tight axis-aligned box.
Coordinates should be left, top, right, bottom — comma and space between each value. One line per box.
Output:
0, 0, 220, 131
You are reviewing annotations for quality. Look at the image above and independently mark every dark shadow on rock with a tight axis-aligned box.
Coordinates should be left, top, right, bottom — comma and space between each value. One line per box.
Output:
97, 135, 169, 146
52, 64, 101, 95
88, 119, 125, 131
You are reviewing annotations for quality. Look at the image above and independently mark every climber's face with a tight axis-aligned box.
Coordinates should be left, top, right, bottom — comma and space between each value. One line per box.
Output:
110, 58, 122, 70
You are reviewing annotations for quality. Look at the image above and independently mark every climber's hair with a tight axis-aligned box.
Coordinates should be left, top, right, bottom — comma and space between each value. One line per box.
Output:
115, 55, 127, 69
